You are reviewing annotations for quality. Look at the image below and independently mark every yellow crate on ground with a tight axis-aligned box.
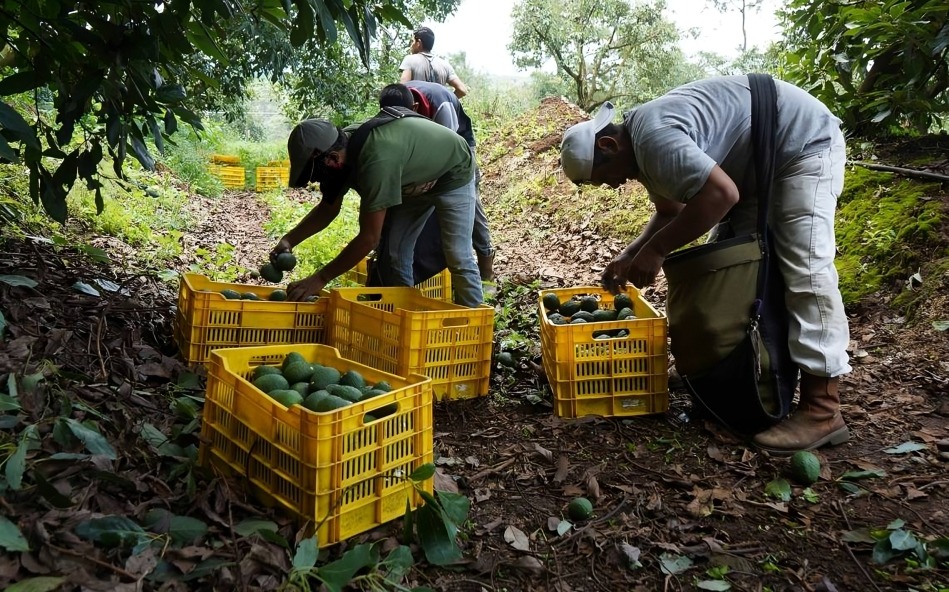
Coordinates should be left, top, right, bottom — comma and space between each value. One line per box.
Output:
340, 258, 453, 303
174, 273, 328, 367
256, 166, 290, 192
198, 344, 434, 546
328, 287, 493, 401
209, 164, 245, 189
211, 154, 240, 165
538, 286, 668, 418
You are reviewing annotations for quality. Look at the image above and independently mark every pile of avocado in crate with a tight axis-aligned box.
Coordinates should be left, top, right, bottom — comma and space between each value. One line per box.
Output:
542, 291, 637, 339
250, 351, 397, 418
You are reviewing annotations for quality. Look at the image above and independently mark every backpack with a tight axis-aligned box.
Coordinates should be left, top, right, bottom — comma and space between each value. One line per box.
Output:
660, 74, 797, 435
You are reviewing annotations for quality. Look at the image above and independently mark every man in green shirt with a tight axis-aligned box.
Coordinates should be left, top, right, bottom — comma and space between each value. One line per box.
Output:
272, 115, 483, 307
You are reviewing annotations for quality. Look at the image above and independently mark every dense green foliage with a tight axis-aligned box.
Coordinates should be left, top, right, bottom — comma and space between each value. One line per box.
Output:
0, 0, 460, 222
508, 0, 702, 111
781, 0, 949, 136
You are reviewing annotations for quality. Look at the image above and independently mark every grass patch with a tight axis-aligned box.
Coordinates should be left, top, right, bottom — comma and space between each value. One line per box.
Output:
836, 166, 945, 304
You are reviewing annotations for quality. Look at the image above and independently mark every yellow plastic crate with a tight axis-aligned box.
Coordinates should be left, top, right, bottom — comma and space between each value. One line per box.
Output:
538, 286, 669, 418
174, 273, 328, 367
256, 166, 290, 192
340, 258, 452, 303
209, 164, 245, 189
210, 154, 240, 165
328, 287, 493, 401
198, 344, 434, 545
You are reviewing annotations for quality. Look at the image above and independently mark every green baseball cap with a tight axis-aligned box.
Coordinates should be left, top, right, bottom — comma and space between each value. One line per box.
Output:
288, 119, 339, 188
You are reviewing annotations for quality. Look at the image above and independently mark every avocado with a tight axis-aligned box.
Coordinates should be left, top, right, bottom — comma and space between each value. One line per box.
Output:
302, 390, 330, 412
559, 300, 582, 317
290, 382, 310, 397
360, 388, 389, 400
269, 289, 288, 301
220, 289, 241, 300
312, 394, 351, 412
260, 263, 283, 283
548, 313, 567, 325
496, 351, 516, 367
592, 309, 618, 322
338, 370, 366, 390
571, 311, 595, 323
569, 317, 588, 324
542, 292, 561, 311
282, 351, 307, 371
252, 365, 282, 380
567, 497, 593, 521
789, 450, 821, 485
269, 389, 303, 408
613, 293, 634, 311
241, 292, 260, 300
310, 365, 341, 389
579, 295, 599, 313
283, 361, 314, 384
326, 384, 364, 403
275, 252, 297, 272
253, 373, 289, 394
373, 381, 392, 392
616, 307, 636, 320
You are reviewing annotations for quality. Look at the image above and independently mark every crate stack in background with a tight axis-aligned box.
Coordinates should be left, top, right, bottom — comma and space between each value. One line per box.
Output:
256, 159, 291, 192
538, 286, 669, 418
208, 154, 245, 189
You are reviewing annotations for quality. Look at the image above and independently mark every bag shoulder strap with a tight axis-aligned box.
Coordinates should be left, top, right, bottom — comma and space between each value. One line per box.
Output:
321, 107, 424, 203
347, 106, 425, 164
747, 73, 778, 300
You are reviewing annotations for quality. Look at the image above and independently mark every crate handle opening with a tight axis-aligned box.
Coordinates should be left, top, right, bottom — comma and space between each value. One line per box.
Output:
591, 329, 630, 340
364, 401, 399, 424
356, 293, 384, 302
441, 317, 470, 328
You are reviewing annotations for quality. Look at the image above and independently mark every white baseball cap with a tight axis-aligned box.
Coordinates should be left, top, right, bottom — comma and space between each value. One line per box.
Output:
559, 102, 616, 183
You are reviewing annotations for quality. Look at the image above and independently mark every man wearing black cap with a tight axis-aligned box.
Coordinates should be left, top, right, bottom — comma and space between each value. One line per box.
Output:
272, 115, 483, 307
399, 26, 469, 99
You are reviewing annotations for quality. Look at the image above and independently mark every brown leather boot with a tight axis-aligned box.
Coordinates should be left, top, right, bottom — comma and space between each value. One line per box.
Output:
477, 252, 495, 281
752, 372, 850, 456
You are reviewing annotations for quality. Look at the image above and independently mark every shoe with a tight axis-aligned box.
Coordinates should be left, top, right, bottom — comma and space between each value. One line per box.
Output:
477, 252, 495, 282
752, 372, 850, 456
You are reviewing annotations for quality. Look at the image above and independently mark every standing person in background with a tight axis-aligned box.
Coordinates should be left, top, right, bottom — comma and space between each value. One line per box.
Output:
399, 26, 469, 100
379, 81, 496, 281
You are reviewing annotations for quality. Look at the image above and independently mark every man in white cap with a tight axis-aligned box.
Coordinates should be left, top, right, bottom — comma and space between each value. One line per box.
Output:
272, 115, 483, 307
559, 75, 850, 455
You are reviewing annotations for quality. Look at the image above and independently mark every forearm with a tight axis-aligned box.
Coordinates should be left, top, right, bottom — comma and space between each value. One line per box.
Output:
316, 234, 377, 284
282, 200, 341, 248
622, 210, 676, 257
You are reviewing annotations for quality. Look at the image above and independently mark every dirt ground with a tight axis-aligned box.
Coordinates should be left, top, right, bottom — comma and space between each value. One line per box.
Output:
0, 97, 947, 591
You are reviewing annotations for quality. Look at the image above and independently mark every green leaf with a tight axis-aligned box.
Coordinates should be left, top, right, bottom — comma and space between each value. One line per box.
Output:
556, 520, 571, 536
889, 529, 918, 551
62, 418, 116, 459
0, 102, 41, 150
872, 538, 898, 564
933, 320, 949, 331
72, 281, 101, 296
436, 491, 471, 528
0, 309, 6, 341
659, 552, 692, 575
410, 463, 435, 482
292, 535, 318, 571
0, 393, 21, 411
887, 518, 906, 530
139, 423, 183, 457
697, 580, 732, 591
381, 545, 414, 583
4, 576, 67, 592
75, 515, 148, 548
0, 275, 38, 288
883, 441, 927, 454
6, 425, 38, 490
765, 478, 792, 502
318, 544, 377, 592
841, 528, 876, 543
168, 516, 208, 545
234, 518, 280, 537
0, 515, 29, 551
416, 503, 461, 566
839, 469, 885, 480
838, 482, 867, 495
